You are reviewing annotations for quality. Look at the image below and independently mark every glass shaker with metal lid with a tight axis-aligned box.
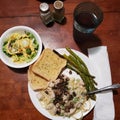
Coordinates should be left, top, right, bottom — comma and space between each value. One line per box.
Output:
53, 0, 65, 23
39, 2, 54, 25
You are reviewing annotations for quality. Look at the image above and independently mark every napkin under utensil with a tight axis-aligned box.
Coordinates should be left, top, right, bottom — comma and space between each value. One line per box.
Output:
88, 46, 115, 120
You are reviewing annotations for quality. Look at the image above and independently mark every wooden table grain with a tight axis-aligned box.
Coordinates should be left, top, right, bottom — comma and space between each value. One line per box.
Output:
0, 0, 120, 120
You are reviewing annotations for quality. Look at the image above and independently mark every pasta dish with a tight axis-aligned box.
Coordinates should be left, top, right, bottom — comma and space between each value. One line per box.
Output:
37, 71, 89, 118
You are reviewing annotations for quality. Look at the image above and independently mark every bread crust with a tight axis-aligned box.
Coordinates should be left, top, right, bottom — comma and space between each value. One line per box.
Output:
28, 65, 49, 91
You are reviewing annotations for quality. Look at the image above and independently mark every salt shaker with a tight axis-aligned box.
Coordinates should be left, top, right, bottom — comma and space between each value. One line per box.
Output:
53, 0, 65, 23
39, 3, 54, 25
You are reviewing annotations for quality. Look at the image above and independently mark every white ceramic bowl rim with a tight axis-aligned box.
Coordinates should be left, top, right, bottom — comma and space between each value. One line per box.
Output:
0, 26, 42, 68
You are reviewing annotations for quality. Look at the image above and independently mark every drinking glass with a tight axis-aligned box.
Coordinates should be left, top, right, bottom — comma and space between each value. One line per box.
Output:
73, 2, 103, 34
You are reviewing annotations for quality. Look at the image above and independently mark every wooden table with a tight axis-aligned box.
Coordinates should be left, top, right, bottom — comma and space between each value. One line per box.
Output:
0, 0, 120, 120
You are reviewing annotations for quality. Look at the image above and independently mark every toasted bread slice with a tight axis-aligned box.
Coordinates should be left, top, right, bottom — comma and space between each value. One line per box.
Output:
32, 48, 67, 81
28, 66, 49, 91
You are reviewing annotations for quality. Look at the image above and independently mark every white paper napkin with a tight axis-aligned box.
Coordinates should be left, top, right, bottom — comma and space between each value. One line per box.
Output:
88, 46, 115, 120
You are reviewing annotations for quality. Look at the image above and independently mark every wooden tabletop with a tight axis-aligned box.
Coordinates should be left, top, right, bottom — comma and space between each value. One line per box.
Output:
0, 0, 120, 120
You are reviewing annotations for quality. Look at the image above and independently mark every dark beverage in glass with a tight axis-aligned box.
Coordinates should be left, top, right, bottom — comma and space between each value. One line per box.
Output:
73, 2, 103, 34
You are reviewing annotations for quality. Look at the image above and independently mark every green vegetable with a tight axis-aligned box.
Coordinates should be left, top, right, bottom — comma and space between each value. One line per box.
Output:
3, 41, 8, 46
26, 48, 32, 55
62, 47, 97, 100
73, 97, 79, 103
25, 31, 35, 39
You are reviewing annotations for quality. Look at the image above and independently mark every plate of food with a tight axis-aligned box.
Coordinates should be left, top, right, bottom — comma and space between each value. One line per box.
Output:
28, 48, 98, 120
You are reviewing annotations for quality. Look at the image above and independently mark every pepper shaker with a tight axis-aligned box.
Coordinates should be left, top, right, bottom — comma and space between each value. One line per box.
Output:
53, 0, 65, 23
39, 3, 54, 25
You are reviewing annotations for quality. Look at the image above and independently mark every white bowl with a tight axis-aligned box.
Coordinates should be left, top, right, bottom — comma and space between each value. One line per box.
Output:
0, 26, 42, 68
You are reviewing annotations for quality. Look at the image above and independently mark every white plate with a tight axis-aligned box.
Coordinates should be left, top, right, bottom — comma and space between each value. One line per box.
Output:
28, 48, 99, 120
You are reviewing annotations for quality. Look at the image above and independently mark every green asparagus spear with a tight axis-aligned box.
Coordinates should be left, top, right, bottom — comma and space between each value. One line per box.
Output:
63, 54, 95, 78
62, 47, 97, 100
